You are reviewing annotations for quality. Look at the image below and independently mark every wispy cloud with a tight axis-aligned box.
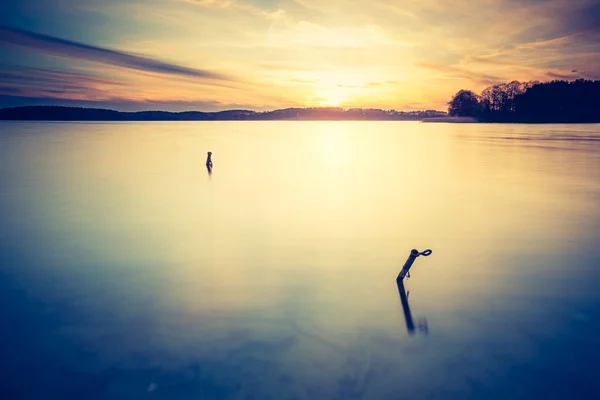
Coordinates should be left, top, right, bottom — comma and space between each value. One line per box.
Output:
0, 67, 125, 88
546, 71, 579, 79
0, 66, 126, 100
372, 2, 419, 20
464, 56, 517, 66
0, 25, 231, 81
366, 81, 402, 87
179, 0, 289, 21
0, 70, 145, 109
267, 21, 414, 49
417, 62, 503, 86
0, 93, 269, 112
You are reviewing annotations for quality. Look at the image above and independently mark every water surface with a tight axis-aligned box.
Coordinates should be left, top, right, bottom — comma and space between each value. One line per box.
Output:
1, 121, 599, 399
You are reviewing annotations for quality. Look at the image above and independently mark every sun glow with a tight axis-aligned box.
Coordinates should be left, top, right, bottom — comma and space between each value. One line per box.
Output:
315, 89, 348, 107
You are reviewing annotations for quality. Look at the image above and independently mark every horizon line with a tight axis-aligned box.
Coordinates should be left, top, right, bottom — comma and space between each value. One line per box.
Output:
0, 104, 448, 114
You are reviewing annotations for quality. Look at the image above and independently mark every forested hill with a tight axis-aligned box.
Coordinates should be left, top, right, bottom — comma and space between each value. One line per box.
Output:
448, 79, 600, 123
0, 106, 446, 121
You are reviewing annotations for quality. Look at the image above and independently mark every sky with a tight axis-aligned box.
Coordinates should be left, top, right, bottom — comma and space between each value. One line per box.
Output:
1, 0, 600, 112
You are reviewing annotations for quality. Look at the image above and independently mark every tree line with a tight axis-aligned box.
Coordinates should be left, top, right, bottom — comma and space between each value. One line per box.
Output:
448, 79, 600, 123
0, 106, 446, 121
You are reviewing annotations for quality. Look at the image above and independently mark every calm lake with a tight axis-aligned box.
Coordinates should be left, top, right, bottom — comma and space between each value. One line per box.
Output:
1, 121, 599, 399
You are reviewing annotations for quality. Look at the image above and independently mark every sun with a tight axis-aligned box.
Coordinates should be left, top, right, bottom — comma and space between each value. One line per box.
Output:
315, 89, 347, 107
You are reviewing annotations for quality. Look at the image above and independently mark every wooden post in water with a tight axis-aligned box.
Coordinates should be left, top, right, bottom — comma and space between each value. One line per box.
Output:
396, 248, 432, 282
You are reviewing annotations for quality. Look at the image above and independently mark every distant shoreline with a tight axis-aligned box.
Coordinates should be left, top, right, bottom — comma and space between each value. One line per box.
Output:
5, 106, 597, 123
421, 116, 477, 123
0, 105, 447, 122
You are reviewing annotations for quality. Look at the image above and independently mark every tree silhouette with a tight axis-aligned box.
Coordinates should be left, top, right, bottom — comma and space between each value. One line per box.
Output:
450, 79, 600, 122
447, 90, 480, 117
